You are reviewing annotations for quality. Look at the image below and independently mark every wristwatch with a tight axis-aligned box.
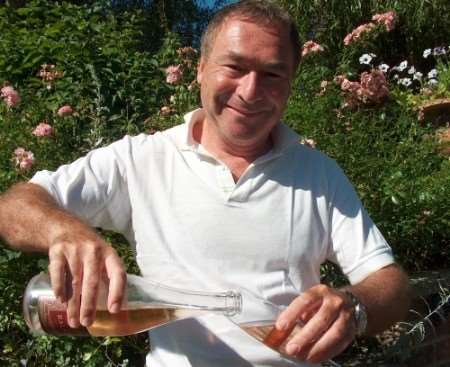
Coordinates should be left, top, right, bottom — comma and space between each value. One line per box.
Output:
344, 290, 368, 336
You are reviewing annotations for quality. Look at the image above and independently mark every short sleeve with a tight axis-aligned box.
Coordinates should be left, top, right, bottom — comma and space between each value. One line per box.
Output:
30, 136, 133, 235
325, 162, 394, 284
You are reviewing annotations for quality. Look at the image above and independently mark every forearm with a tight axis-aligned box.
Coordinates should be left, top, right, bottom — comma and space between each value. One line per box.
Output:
0, 182, 94, 252
345, 264, 411, 335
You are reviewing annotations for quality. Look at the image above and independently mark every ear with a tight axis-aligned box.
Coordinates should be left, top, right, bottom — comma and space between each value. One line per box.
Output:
197, 57, 205, 84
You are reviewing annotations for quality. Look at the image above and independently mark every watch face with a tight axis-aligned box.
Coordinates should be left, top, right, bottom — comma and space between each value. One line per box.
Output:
343, 291, 367, 335
355, 303, 368, 335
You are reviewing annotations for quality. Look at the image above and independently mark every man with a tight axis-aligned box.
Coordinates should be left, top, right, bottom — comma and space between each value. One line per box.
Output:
0, 1, 410, 366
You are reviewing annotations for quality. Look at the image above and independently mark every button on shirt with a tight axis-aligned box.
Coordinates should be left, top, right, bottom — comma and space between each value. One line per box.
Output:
30, 109, 394, 367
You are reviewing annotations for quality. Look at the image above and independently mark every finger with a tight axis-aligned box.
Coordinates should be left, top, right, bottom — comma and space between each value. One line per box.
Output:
48, 247, 68, 303
65, 254, 82, 328
79, 248, 103, 327
304, 310, 355, 363
284, 293, 348, 358
104, 249, 126, 314
276, 292, 322, 331
285, 303, 339, 357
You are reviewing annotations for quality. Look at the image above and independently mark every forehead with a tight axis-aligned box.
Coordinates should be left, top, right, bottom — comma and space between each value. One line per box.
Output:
208, 17, 294, 69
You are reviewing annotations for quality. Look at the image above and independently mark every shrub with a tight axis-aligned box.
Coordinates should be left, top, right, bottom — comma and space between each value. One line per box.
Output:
0, 1, 200, 365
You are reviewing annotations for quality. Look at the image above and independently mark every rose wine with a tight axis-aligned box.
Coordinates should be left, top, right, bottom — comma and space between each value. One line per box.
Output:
24, 272, 241, 336
241, 321, 299, 352
88, 307, 206, 336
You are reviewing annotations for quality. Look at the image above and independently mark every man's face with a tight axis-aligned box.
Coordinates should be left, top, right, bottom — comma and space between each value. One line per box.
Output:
197, 18, 295, 148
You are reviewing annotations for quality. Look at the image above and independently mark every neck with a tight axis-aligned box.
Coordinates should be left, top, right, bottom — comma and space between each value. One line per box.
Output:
192, 117, 274, 181
194, 119, 273, 161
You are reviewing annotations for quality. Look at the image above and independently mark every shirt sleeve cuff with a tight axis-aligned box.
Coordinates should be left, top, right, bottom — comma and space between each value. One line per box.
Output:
346, 252, 395, 284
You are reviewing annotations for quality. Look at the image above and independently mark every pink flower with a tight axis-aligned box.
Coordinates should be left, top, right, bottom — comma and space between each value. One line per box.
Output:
338, 70, 389, 107
372, 11, 396, 31
14, 147, 26, 156
177, 47, 197, 57
32, 122, 53, 137
343, 23, 376, 46
359, 69, 389, 103
340, 79, 361, 93
57, 105, 73, 117
301, 41, 324, 57
38, 64, 64, 82
1, 86, 21, 107
13, 147, 35, 171
165, 65, 183, 85
160, 106, 171, 115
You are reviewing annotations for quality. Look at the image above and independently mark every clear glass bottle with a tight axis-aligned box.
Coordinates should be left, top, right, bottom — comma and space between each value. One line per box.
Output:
23, 272, 242, 337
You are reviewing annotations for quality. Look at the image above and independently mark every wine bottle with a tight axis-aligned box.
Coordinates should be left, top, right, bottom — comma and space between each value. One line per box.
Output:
23, 272, 242, 337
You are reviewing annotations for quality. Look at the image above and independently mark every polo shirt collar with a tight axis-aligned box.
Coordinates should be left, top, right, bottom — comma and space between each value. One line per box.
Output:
179, 108, 300, 157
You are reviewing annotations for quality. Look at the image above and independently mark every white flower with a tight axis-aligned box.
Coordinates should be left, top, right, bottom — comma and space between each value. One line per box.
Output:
433, 47, 446, 56
378, 63, 390, 73
408, 66, 416, 74
397, 60, 408, 71
359, 53, 374, 65
423, 48, 432, 58
399, 78, 412, 87
413, 72, 423, 81
428, 69, 438, 79
427, 78, 438, 86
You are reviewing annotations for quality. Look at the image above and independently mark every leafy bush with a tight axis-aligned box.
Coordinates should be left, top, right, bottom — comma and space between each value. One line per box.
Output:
0, 1, 200, 365
284, 2, 450, 271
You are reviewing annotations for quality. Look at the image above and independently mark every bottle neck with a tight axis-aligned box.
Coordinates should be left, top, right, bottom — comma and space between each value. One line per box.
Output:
125, 275, 242, 316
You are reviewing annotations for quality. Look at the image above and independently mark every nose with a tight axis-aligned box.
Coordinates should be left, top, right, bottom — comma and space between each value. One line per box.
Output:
237, 71, 264, 104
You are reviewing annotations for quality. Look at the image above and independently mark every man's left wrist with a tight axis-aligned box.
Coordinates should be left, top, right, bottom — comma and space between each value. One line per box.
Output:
343, 290, 368, 336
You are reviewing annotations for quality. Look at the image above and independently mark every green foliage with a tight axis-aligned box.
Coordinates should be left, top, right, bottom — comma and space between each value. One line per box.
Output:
0, 1, 200, 365
279, 0, 450, 71
284, 1, 450, 272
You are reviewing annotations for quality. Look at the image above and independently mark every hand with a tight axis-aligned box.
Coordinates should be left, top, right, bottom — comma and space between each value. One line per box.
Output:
47, 228, 126, 329
274, 284, 356, 364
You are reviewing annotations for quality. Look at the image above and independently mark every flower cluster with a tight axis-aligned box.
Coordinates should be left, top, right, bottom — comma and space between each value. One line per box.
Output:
344, 23, 376, 46
423, 46, 449, 58
335, 69, 389, 107
301, 41, 324, 57
358, 49, 446, 89
372, 11, 396, 31
165, 65, 183, 85
1, 85, 21, 107
13, 147, 35, 171
38, 64, 64, 89
57, 105, 73, 117
344, 11, 396, 46
177, 47, 197, 58
160, 106, 172, 115
32, 122, 53, 137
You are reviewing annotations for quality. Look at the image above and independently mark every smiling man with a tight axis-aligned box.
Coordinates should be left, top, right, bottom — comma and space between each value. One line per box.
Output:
0, 1, 410, 367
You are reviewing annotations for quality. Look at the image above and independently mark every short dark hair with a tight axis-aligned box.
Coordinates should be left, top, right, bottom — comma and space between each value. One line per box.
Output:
200, 0, 301, 69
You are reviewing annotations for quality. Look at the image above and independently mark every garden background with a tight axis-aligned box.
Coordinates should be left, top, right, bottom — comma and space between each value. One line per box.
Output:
0, 0, 449, 366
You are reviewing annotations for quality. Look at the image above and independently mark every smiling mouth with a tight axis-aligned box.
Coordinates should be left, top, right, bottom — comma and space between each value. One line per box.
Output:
227, 105, 265, 117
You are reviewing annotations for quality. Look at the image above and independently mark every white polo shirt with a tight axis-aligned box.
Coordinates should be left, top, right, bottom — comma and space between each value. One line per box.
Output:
31, 109, 394, 367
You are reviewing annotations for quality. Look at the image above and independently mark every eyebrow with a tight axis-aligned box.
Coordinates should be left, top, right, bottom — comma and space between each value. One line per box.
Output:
218, 51, 289, 73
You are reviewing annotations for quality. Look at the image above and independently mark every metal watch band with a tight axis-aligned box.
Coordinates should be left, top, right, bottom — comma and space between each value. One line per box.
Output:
344, 290, 368, 336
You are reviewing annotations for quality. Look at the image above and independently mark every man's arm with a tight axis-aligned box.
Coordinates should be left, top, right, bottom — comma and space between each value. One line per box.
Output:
0, 182, 126, 328
274, 264, 411, 364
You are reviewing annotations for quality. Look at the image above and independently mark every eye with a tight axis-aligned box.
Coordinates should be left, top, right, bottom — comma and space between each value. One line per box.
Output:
225, 64, 244, 73
266, 72, 281, 78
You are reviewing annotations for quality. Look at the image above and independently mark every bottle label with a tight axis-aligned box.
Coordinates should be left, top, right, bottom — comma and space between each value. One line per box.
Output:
38, 296, 89, 336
